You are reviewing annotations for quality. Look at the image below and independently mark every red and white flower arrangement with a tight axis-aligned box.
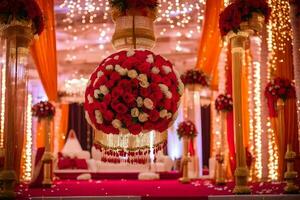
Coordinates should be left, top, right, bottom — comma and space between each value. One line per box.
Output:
177, 120, 197, 139
180, 69, 209, 87
219, 0, 271, 37
32, 101, 55, 119
215, 94, 233, 112
215, 153, 224, 164
0, 0, 44, 35
265, 77, 296, 117
84, 50, 184, 135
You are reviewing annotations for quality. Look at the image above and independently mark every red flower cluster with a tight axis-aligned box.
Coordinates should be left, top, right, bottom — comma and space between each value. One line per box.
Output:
177, 120, 197, 139
32, 101, 55, 119
0, 0, 44, 35
85, 50, 183, 135
215, 153, 224, 163
180, 69, 209, 87
215, 94, 233, 112
219, 0, 271, 37
265, 77, 296, 117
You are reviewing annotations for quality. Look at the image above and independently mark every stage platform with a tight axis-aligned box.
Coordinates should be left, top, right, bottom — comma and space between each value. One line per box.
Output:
54, 171, 181, 180
16, 179, 300, 200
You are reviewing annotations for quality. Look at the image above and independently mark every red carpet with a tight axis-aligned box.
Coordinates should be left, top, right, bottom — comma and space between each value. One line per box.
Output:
54, 171, 181, 180
16, 179, 293, 200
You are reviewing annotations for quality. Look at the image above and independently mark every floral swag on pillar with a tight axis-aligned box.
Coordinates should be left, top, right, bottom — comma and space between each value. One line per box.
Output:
32, 101, 55, 187
85, 49, 184, 163
177, 120, 197, 183
219, 0, 270, 194
180, 69, 210, 91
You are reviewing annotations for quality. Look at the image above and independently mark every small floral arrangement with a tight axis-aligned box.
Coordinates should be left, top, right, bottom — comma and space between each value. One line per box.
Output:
0, 0, 44, 35
215, 94, 233, 112
84, 50, 184, 135
216, 153, 224, 163
32, 101, 55, 119
265, 77, 296, 117
180, 69, 209, 87
219, 0, 271, 37
177, 120, 197, 139
109, 0, 158, 13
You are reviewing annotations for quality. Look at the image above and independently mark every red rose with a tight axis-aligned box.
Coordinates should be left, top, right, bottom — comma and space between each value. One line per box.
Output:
110, 71, 121, 81
128, 124, 142, 135
103, 110, 114, 122
137, 62, 151, 74
140, 88, 150, 97
103, 94, 111, 105
118, 79, 132, 89
112, 86, 124, 100
278, 88, 286, 96
122, 57, 141, 69
113, 103, 128, 114
123, 92, 135, 104
151, 74, 163, 83
94, 102, 107, 112
163, 99, 172, 110
93, 76, 108, 88
149, 110, 159, 122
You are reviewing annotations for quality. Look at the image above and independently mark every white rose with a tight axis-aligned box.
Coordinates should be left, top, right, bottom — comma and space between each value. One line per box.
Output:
159, 109, 168, 118
131, 108, 140, 117
112, 119, 122, 129
162, 65, 171, 74
126, 49, 135, 57
174, 69, 180, 79
87, 94, 93, 104
138, 112, 149, 122
115, 64, 127, 76
151, 67, 160, 74
100, 85, 109, 95
166, 112, 172, 119
114, 55, 119, 60
128, 69, 138, 79
136, 97, 143, 107
159, 84, 168, 93
120, 128, 129, 134
105, 65, 113, 70
146, 54, 154, 63
95, 110, 103, 124
138, 74, 148, 82
94, 89, 101, 98
139, 81, 150, 88
165, 91, 172, 99
178, 81, 184, 95
97, 70, 104, 77
144, 98, 154, 110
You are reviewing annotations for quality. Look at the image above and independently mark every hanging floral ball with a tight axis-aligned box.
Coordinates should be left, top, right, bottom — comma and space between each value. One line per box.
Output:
215, 93, 233, 112
32, 101, 55, 119
177, 120, 197, 139
0, 0, 44, 35
84, 50, 184, 135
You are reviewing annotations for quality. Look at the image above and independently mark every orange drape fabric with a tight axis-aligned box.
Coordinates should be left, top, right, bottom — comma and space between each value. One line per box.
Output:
36, 119, 54, 151
58, 104, 69, 151
30, 0, 57, 101
195, 0, 224, 90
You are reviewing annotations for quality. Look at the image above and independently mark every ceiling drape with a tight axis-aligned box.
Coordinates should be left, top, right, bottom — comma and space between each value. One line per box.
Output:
195, 0, 224, 90
30, 0, 58, 101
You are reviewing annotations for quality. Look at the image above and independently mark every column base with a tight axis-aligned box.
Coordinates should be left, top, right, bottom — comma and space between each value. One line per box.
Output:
179, 177, 190, 184
216, 178, 226, 186
0, 170, 17, 199
233, 167, 251, 194
284, 171, 299, 194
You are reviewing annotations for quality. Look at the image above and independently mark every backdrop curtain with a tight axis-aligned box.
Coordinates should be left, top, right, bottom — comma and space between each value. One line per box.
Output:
201, 104, 211, 168
30, 0, 57, 101
195, 0, 224, 90
58, 104, 69, 151
66, 103, 93, 151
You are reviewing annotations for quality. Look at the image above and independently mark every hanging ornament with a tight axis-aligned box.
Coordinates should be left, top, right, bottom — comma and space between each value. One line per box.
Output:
84, 49, 184, 135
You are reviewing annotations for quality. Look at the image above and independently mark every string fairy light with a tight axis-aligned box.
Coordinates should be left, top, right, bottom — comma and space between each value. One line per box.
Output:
23, 94, 33, 181
0, 66, 5, 148
266, 0, 292, 180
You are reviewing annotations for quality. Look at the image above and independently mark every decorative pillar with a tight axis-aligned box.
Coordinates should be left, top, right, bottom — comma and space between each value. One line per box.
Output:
0, 21, 33, 198
276, 99, 286, 179
215, 111, 226, 185
41, 118, 53, 186
179, 136, 190, 183
229, 33, 251, 194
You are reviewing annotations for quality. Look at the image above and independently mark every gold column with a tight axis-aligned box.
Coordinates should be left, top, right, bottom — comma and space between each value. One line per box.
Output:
42, 118, 53, 186
0, 22, 33, 199
179, 136, 190, 183
230, 34, 251, 194
216, 111, 226, 185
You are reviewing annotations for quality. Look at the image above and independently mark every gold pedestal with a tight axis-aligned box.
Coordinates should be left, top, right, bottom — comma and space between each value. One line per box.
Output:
179, 136, 190, 184
233, 167, 251, 194
42, 151, 53, 187
284, 145, 299, 194
215, 154, 226, 185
